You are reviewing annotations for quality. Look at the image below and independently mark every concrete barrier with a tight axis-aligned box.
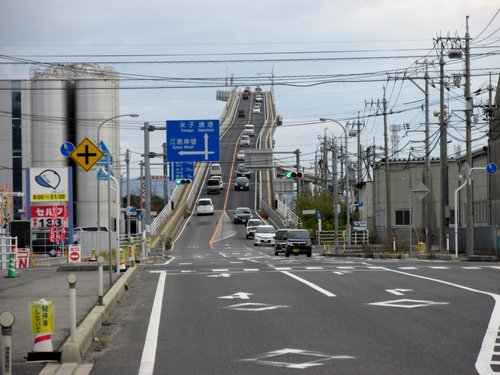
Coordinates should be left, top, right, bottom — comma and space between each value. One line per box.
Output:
59, 266, 137, 363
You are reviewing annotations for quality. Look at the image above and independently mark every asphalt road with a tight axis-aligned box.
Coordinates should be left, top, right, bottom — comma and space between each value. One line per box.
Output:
80, 95, 500, 374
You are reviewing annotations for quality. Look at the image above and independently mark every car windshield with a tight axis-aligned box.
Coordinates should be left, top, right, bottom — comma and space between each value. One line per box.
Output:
236, 208, 251, 215
207, 180, 219, 186
198, 200, 212, 206
288, 230, 309, 240
256, 226, 275, 234
275, 231, 288, 239
247, 220, 262, 227
237, 164, 247, 171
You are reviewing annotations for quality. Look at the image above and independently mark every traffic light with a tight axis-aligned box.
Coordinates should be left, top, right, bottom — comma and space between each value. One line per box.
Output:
285, 171, 303, 179
175, 178, 192, 185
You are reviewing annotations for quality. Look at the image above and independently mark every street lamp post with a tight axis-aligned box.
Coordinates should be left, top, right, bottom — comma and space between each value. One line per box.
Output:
96, 113, 138, 285
320, 118, 351, 245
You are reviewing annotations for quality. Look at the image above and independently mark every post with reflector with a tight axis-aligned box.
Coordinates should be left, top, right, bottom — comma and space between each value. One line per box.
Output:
0, 311, 15, 375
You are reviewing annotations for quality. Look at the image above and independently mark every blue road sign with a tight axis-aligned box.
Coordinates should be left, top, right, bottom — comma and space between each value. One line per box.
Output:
166, 120, 220, 162
97, 141, 113, 165
170, 162, 194, 181
60, 142, 75, 157
487, 162, 497, 175
97, 164, 114, 180
316, 210, 322, 219
358, 201, 364, 207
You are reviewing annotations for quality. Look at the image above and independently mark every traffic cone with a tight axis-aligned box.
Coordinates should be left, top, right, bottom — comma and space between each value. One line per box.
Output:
7, 253, 16, 278
119, 249, 126, 272
90, 248, 97, 261
33, 333, 53, 352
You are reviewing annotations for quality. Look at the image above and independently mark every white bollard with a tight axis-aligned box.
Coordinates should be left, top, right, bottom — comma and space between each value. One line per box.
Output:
0, 311, 15, 375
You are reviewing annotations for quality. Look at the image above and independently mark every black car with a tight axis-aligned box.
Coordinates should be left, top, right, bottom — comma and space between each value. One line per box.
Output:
236, 164, 251, 178
285, 229, 312, 257
274, 229, 288, 255
238, 110, 245, 118
233, 207, 253, 224
234, 176, 250, 191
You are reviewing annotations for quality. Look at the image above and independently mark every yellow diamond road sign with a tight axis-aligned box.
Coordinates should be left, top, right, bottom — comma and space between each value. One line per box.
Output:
70, 138, 104, 172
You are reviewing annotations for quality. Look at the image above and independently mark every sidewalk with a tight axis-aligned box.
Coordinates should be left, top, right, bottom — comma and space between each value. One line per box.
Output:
0, 261, 134, 375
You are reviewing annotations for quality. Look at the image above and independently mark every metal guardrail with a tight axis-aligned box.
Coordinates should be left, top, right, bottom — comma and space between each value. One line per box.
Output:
276, 199, 299, 228
317, 230, 369, 245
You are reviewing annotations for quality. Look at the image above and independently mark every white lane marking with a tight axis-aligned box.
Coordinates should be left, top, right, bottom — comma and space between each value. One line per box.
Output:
219, 292, 253, 300
369, 299, 449, 309
430, 266, 450, 270
207, 273, 231, 278
244, 269, 260, 272
382, 267, 500, 375
386, 288, 413, 296
305, 267, 324, 270
162, 256, 176, 265
275, 267, 292, 271
281, 271, 335, 297
181, 270, 196, 273
179, 262, 192, 265
399, 267, 417, 270
213, 269, 229, 272
139, 271, 166, 375
462, 267, 481, 270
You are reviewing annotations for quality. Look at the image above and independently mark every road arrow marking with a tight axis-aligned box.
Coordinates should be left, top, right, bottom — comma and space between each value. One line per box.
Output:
386, 288, 413, 296
219, 292, 253, 300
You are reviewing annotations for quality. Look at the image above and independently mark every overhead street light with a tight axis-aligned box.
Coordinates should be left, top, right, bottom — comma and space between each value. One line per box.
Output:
319, 118, 351, 246
95, 113, 139, 286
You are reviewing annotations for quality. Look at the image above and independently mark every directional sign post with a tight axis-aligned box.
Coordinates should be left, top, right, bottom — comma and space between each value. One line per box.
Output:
166, 120, 220, 162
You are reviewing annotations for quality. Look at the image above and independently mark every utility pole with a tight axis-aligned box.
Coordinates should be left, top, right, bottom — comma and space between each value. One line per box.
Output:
424, 63, 432, 254
322, 130, 329, 192
383, 87, 391, 244
464, 16, 474, 256
332, 140, 339, 251
438, 41, 449, 252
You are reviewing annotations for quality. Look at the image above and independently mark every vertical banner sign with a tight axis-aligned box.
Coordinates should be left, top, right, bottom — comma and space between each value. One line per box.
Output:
16, 248, 30, 269
68, 245, 81, 264
30, 300, 55, 334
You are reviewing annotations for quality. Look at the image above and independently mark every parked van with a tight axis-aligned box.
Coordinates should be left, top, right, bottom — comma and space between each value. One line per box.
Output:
243, 124, 255, 137
209, 163, 222, 177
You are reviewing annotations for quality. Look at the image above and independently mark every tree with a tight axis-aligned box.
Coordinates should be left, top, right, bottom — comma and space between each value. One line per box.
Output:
293, 190, 352, 232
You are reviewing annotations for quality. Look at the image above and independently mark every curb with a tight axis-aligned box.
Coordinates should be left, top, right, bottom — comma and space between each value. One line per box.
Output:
59, 266, 138, 363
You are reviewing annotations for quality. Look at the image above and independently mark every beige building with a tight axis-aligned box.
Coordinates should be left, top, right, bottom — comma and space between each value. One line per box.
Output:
359, 76, 500, 254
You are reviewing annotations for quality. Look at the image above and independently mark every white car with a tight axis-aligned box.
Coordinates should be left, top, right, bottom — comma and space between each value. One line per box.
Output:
252, 105, 261, 114
196, 198, 214, 216
254, 225, 276, 246
236, 150, 245, 161
240, 135, 250, 147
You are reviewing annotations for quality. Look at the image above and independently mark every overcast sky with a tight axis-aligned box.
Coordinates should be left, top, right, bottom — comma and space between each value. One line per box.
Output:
1, 0, 498, 177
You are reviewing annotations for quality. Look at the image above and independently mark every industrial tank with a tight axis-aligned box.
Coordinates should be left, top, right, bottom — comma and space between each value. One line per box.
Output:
74, 74, 120, 233
30, 79, 69, 168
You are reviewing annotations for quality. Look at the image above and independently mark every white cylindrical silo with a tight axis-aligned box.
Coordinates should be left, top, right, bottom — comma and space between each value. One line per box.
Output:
31, 79, 69, 168
75, 77, 120, 240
